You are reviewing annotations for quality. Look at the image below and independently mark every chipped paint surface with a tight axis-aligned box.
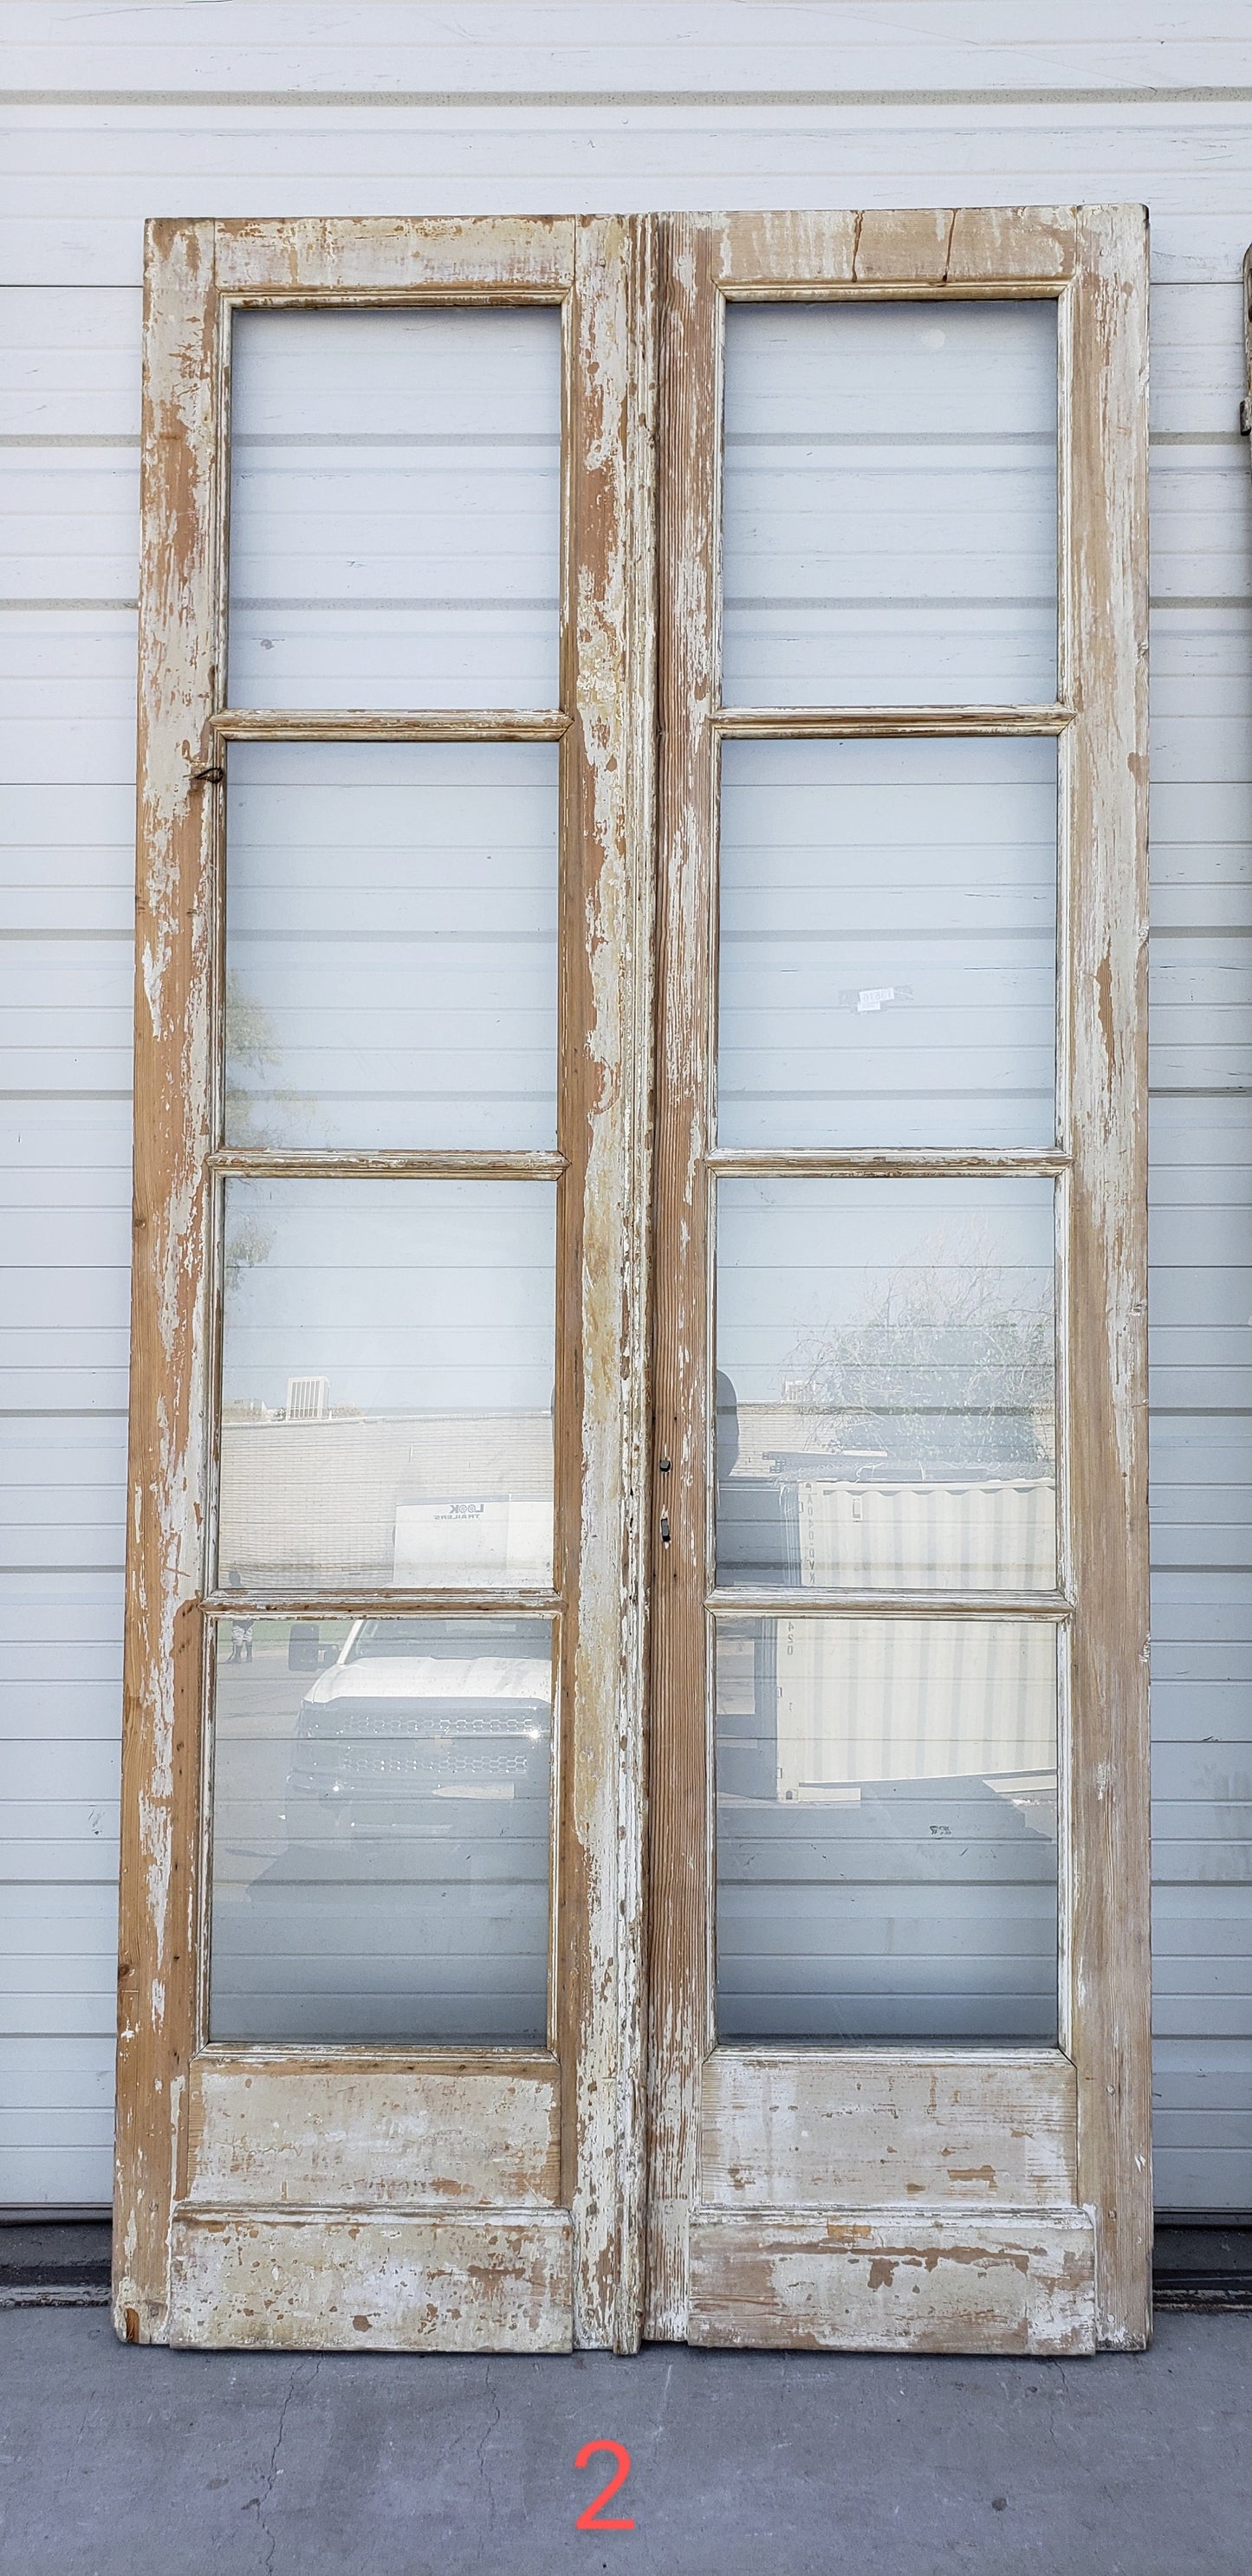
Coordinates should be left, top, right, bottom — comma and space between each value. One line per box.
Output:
213, 215, 574, 299
117, 213, 652, 2358
114, 218, 219, 2346
710, 204, 1076, 293
185, 2058, 562, 2209
169, 2213, 573, 2352
688, 2212, 1098, 2355
1065, 206, 1152, 2351
645, 204, 1151, 2357
118, 205, 1148, 2361
562, 214, 656, 2354
645, 208, 719, 2342
699, 2052, 1079, 2210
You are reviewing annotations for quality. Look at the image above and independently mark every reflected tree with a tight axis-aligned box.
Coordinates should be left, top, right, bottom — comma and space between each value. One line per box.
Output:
224, 969, 313, 1148
789, 1229, 1054, 1476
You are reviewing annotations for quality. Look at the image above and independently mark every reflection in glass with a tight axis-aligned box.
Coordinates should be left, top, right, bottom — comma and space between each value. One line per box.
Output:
208, 1615, 554, 2042
717, 737, 1056, 1150
715, 1178, 1056, 1590
224, 741, 559, 1151
228, 307, 561, 709
723, 300, 1057, 706
216, 1179, 555, 1588
715, 1614, 1058, 2041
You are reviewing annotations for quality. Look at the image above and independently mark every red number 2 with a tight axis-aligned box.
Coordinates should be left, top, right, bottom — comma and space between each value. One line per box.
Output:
575, 2439, 634, 2531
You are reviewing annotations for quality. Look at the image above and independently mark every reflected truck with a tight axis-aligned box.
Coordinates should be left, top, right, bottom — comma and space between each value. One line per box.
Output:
278, 1615, 554, 1851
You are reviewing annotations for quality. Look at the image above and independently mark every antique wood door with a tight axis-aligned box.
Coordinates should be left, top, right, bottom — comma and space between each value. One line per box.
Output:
115, 215, 654, 2352
645, 207, 1151, 2355
118, 204, 1150, 2357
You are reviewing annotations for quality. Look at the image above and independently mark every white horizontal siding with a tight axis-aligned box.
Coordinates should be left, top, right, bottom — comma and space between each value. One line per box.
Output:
0, 1571, 120, 2203
0, 134, 1249, 289
2, 8, 1250, 2209
3, 3, 1251, 98
1149, 555, 1252, 2206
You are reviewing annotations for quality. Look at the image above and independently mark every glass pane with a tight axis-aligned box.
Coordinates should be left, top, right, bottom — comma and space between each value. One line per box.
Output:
717, 737, 1056, 1149
217, 1179, 555, 1588
224, 741, 559, 1150
208, 1614, 554, 2042
228, 307, 561, 708
715, 1613, 1058, 2041
723, 300, 1057, 706
715, 1178, 1056, 1590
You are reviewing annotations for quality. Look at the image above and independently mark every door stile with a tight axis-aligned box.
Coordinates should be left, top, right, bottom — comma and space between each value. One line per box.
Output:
556, 214, 658, 2352
115, 217, 221, 2344
645, 213, 721, 2341
1064, 205, 1151, 2349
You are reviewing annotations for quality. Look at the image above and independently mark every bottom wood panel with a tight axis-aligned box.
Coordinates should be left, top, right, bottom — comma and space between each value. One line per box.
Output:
163, 2209, 573, 2352
688, 2210, 1097, 2355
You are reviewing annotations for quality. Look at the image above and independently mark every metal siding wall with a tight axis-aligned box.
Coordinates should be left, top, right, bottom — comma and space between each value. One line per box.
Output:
1, 1, 1249, 2210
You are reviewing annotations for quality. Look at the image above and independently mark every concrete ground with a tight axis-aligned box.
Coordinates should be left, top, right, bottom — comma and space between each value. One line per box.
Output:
0, 2308, 1249, 2576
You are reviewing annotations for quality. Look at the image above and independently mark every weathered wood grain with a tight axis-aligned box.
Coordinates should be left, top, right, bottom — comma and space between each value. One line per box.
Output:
708, 1147, 1070, 1178
700, 2050, 1078, 2209
688, 2210, 1096, 2354
114, 217, 220, 2348
198, 1587, 561, 1617
645, 210, 720, 2342
717, 705, 1072, 732
207, 1149, 568, 1179
118, 200, 1151, 2361
169, 2210, 573, 2352
710, 206, 1077, 291
117, 210, 655, 2357
212, 215, 575, 298
184, 2055, 561, 2208
556, 213, 656, 2355
705, 1590, 1070, 1615
1064, 202, 1152, 2351
211, 707, 570, 740
645, 204, 1151, 2356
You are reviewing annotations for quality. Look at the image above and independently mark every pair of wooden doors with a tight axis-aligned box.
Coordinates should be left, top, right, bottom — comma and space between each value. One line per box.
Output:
117, 205, 1150, 2355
